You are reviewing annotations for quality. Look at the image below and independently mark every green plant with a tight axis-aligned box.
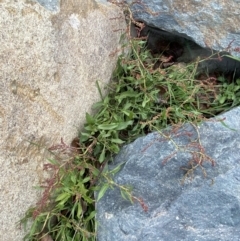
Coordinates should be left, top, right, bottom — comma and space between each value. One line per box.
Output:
20, 24, 240, 241
20, 144, 98, 241
215, 77, 240, 106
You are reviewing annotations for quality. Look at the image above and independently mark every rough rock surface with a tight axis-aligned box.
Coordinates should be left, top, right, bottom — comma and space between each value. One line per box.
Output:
127, 0, 240, 58
97, 107, 240, 241
36, 0, 59, 11
0, 0, 126, 240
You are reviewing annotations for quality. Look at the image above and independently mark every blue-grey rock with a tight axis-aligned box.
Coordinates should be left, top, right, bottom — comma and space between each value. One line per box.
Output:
36, 0, 59, 11
126, 0, 240, 58
96, 107, 240, 241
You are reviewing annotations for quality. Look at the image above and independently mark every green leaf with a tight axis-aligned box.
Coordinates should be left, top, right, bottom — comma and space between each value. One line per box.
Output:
82, 176, 91, 183
92, 101, 104, 109
109, 143, 120, 153
116, 120, 133, 130
142, 95, 150, 107
120, 186, 133, 203
28, 218, 40, 237
96, 80, 104, 100
71, 202, 78, 219
120, 189, 130, 201
99, 146, 105, 163
234, 85, 240, 91
84, 125, 97, 132
56, 194, 71, 208
116, 91, 140, 102
98, 123, 119, 130
219, 96, 226, 104
97, 183, 109, 201
82, 194, 93, 204
77, 202, 82, 219
101, 131, 112, 138
66, 222, 72, 228
56, 192, 71, 202
71, 175, 77, 184
93, 142, 102, 156
123, 102, 132, 110
80, 132, 91, 142
126, 76, 136, 81
86, 113, 95, 125
80, 168, 85, 176
109, 162, 126, 175
84, 210, 96, 222
104, 96, 109, 105
91, 167, 100, 177
121, 110, 134, 119
110, 138, 125, 144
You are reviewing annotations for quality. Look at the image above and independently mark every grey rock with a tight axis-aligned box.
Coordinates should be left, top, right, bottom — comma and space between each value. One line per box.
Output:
97, 107, 240, 241
36, 0, 59, 11
126, 0, 240, 58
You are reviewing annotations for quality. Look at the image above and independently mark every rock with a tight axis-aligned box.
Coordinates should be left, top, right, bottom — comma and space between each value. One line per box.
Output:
36, 0, 59, 11
126, 0, 240, 58
96, 107, 240, 241
0, 0, 126, 240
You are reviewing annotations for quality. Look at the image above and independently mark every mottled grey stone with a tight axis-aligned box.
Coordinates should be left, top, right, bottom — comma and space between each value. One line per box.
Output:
97, 107, 240, 241
126, 0, 240, 58
36, 0, 59, 11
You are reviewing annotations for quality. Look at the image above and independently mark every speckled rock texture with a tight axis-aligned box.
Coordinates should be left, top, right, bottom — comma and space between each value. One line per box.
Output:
97, 107, 240, 241
0, 0, 126, 240
126, 0, 240, 58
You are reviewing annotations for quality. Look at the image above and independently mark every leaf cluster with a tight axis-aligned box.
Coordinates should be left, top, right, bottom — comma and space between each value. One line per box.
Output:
20, 156, 98, 241
80, 39, 240, 163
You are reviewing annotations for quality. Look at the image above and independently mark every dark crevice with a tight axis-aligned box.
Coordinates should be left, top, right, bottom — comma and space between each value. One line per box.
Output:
135, 24, 240, 80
